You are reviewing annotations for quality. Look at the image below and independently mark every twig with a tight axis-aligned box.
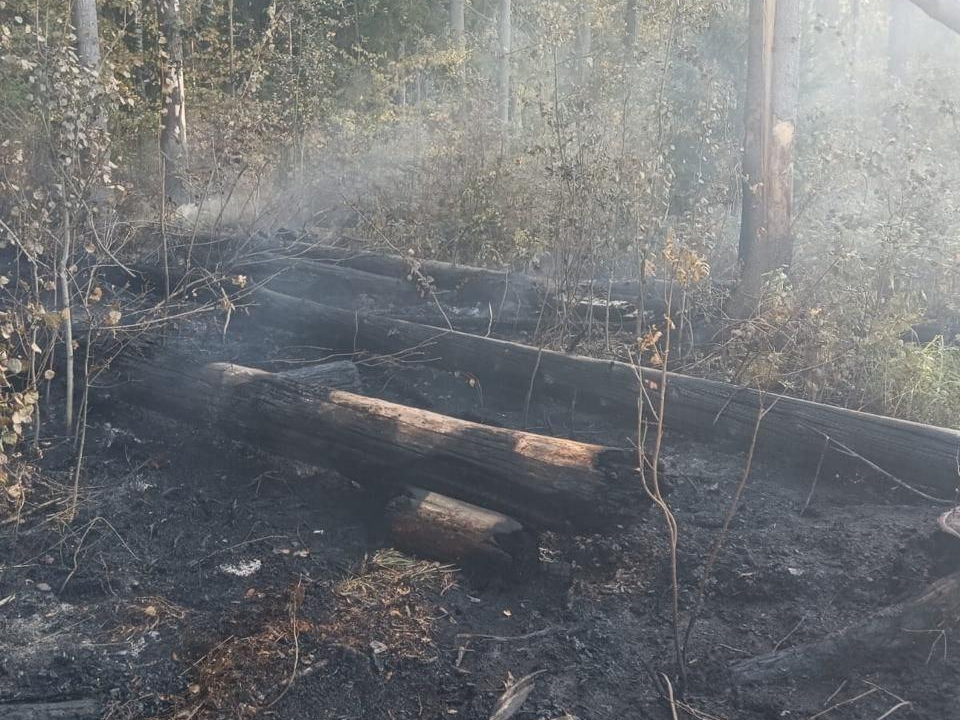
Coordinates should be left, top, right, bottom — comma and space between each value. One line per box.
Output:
800, 435, 830, 515
661, 672, 680, 720
873, 701, 911, 720
60, 208, 75, 431
683, 394, 765, 659
521, 347, 544, 428
267, 576, 303, 708
456, 627, 557, 643
808, 688, 877, 720
773, 614, 806, 652
809, 430, 953, 504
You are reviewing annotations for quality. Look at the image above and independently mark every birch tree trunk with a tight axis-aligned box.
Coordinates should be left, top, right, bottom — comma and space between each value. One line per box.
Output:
73, 0, 102, 71
577, 7, 593, 86
498, 0, 511, 126
157, 0, 189, 203
625, 0, 639, 51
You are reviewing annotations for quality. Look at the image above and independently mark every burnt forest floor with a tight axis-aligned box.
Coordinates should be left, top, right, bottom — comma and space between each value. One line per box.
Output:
1, 314, 959, 720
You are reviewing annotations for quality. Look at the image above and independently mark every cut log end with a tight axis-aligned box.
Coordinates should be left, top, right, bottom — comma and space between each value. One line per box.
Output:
386, 488, 537, 573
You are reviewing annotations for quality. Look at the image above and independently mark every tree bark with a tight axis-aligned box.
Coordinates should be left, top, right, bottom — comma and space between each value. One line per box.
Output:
576, 8, 593, 86
386, 487, 535, 570
107, 352, 642, 531
736, 0, 770, 308
72, 0, 102, 72
157, 0, 188, 203
733, 0, 801, 317
245, 288, 960, 499
732, 570, 960, 683
625, 0, 639, 51
498, 0, 511, 126
767, 0, 801, 270
907, 0, 960, 34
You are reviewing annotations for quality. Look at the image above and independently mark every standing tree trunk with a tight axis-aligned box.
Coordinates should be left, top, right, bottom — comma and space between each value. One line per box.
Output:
576, 7, 593, 86
625, 0, 639, 51
73, 0, 102, 71
738, 0, 767, 278
767, 0, 801, 270
498, 0, 511, 126
157, 0, 188, 203
72, 0, 110, 199
732, 0, 800, 317
450, 0, 465, 43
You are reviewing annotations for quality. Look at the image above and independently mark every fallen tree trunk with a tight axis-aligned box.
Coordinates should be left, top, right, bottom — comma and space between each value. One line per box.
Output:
731, 569, 960, 683
239, 257, 423, 308
250, 289, 960, 498
271, 241, 543, 310
107, 352, 641, 530
386, 487, 535, 570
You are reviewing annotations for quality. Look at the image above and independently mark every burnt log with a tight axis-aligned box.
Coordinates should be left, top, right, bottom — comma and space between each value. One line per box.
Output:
237, 257, 423, 307
385, 487, 535, 570
267, 241, 543, 310
731, 569, 960, 683
107, 352, 641, 531
250, 289, 960, 498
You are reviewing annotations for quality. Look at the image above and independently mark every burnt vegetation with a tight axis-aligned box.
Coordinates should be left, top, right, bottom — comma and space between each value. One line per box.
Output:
3, 1, 960, 719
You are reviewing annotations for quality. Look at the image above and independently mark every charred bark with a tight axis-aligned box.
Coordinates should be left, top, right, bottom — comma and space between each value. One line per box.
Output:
107, 351, 642, 531
248, 289, 960, 499
732, 570, 960, 683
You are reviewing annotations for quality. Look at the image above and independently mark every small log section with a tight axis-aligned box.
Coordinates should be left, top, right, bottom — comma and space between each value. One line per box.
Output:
107, 351, 641, 531
386, 487, 535, 570
731, 569, 960, 683
250, 288, 960, 498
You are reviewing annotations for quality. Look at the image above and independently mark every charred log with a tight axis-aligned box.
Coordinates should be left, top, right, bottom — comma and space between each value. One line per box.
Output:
731, 569, 960, 683
250, 289, 960, 499
386, 487, 536, 571
106, 351, 642, 531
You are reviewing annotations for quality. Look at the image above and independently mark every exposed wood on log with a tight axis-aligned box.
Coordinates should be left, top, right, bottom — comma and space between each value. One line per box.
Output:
386, 487, 535, 570
106, 352, 642, 530
0, 699, 101, 720
731, 569, 960, 683
250, 289, 960, 498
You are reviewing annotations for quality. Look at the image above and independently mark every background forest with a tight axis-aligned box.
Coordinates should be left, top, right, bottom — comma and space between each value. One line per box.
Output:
3, 0, 960, 483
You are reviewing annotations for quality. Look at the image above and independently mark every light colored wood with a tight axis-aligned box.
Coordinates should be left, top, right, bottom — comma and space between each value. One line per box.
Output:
110, 352, 641, 531
386, 488, 533, 569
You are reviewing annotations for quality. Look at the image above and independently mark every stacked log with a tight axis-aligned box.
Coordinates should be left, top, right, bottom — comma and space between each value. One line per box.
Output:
107, 350, 643, 532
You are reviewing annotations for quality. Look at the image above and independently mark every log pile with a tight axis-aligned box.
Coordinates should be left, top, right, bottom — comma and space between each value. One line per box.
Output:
248, 287, 960, 498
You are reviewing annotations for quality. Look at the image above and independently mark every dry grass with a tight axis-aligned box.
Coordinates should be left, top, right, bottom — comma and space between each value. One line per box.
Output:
160, 584, 310, 720
321, 549, 457, 662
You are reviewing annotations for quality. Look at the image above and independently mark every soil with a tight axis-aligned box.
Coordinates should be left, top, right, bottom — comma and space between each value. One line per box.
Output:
2, 314, 959, 720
